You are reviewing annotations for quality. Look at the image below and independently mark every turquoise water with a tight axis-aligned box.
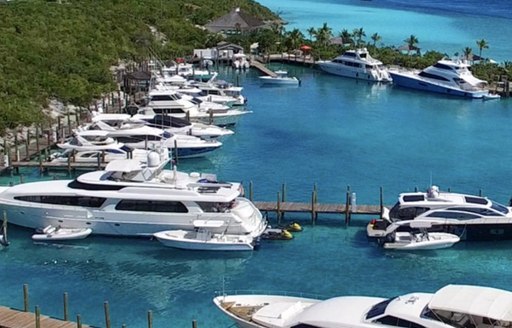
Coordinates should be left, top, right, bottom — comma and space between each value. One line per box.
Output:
1, 64, 512, 327
257, 0, 512, 62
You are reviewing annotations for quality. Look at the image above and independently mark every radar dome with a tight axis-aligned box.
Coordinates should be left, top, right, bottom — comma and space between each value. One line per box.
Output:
147, 151, 161, 167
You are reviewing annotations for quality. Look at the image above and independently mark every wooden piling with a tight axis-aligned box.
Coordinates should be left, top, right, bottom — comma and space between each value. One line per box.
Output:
76, 314, 82, 328
2, 210, 8, 246
311, 190, 317, 224
174, 139, 179, 165
23, 284, 29, 312
104, 301, 111, 328
276, 192, 281, 224
63, 292, 69, 321
281, 183, 286, 220
249, 181, 253, 201
35, 305, 41, 328
345, 186, 351, 225
192, 319, 198, 328
379, 186, 384, 217
147, 310, 153, 328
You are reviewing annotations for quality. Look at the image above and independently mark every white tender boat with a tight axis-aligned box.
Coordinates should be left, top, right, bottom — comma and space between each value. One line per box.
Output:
317, 48, 391, 82
382, 221, 460, 250
32, 225, 92, 241
214, 284, 512, 328
154, 220, 255, 251
259, 70, 300, 86
389, 58, 496, 98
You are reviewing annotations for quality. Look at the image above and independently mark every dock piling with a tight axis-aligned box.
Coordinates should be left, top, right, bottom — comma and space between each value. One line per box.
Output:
249, 181, 253, 201
63, 292, 69, 321
23, 284, 29, 312
147, 310, 153, 328
76, 314, 82, 328
277, 192, 281, 224
104, 301, 111, 328
35, 305, 41, 328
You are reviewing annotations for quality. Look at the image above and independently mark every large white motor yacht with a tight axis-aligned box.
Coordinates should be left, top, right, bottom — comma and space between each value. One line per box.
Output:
389, 58, 495, 98
214, 284, 512, 328
316, 48, 392, 82
0, 153, 267, 237
367, 185, 512, 241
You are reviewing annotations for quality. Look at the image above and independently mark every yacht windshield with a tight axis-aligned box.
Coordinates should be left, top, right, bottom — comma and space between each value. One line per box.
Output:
491, 201, 510, 214
366, 297, 397, 319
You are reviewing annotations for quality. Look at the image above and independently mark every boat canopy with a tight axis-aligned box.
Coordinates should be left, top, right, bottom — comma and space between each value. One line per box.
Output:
429, 285, 512, 322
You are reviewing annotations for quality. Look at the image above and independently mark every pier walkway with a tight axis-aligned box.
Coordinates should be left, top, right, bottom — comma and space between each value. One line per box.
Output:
0, 306, 91, 328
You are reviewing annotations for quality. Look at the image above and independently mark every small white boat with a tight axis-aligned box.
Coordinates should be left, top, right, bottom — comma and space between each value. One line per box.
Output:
32, 225, 92, 241
154, 220, 255, 251
483, 93, 500, 100
382, 221, 460, 250
259, 70, 300, 86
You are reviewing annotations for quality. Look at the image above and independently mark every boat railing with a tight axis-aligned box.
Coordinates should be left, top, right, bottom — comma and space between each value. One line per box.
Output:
214, 289, 326, 300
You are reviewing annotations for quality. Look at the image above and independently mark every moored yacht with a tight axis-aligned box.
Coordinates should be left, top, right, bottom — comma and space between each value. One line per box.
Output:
389, 58, 495, 98
316, 48, 392, 82
367, 185, 512, 241
214, 284, 512, 328
0, 153, 267, 237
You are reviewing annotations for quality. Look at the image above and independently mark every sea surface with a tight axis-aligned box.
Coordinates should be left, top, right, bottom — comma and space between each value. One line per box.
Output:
1, 2, 512, 326
256, 0, 512, 62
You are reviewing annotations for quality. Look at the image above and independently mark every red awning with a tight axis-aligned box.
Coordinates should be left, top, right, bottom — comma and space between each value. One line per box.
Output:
300, 45, 312, 51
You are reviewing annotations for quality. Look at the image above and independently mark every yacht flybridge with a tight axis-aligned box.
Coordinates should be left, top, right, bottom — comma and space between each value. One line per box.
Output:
0, 152, 267, 238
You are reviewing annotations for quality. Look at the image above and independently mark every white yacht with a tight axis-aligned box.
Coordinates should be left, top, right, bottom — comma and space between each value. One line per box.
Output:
389, 58, 495, 98
98, 125, 222, 158
367, 185, 512, 241
51, 142, 151, 164
214, 284, 512, 328
316, 48, 392, 82
0, 154, 267, 237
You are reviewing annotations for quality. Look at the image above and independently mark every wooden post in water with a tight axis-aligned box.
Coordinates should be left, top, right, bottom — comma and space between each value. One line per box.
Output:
479, 189, 482, 197
14, 133, 19, 162
23, 284, 29, 311
35, 305, 41, 328
104, 301, 111, 328
281, 183, 286, 220
25, 129, 30, 160
345, 186, 351, 225
249, 181, 253, 201
63, 292, 69, 321
76, 314, 82, 328
311, 190, 317, 224
147, 310, 153, 328
174, 139, 179, 165
379, 186, 384, 218
192, 320, 198, 328
277, 191, 281, 224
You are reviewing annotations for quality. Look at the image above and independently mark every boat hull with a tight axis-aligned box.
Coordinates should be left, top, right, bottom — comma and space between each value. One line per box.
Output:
0, 197, 267, 238
389, 71, 489, 98
32, 228, 92, 241
383, 232, 459, 250
258, 76, 299, 86
154, 230, 254, 251
317, 62, 391, 82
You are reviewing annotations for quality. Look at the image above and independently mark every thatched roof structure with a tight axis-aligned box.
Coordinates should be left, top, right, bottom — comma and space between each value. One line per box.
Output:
205, 8, 265, 34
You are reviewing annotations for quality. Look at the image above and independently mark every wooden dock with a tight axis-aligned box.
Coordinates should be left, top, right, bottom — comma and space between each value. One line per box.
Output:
0, 306, 91, 328
250, 60, 277, 77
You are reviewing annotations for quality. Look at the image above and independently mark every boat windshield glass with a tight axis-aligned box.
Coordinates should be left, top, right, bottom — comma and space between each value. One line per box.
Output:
491, 201, 509, 214
366, 297, 397, 319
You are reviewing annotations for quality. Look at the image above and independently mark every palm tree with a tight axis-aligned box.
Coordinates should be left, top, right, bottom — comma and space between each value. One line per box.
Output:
463, 47, 473, 62
476, 39, 489, 60
315, 22, 332, 48
371, 33, 381, 47
339, 29, 353, 46
404, 34, 419, 55
284, 28, 305, 53
352, 27, 366, 47
307, 27, 316, 41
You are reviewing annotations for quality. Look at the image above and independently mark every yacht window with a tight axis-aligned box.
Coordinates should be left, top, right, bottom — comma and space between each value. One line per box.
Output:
115, 199, 188, 213
344, 52, 356, 58
291, 325, 322, 328
390, 207, 429, 221
491, 201, 509, 214
433, 63, 454, 71
403, 195, 425, 202
360, 53, 367, 58
151, 95, 173, 101
425, 211, 480, 220
14, 195, 106, 207
366, 297, 396, 319
375, 315, 426, 328
464, 196, 488, 205
418, 71, 450, 81
448, 207, 503, 216
67, 180, 125, 191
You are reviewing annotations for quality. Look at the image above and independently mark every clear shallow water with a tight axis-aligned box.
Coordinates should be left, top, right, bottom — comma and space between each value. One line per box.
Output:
256, 0, 512, 62
1, 64, 512, 327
